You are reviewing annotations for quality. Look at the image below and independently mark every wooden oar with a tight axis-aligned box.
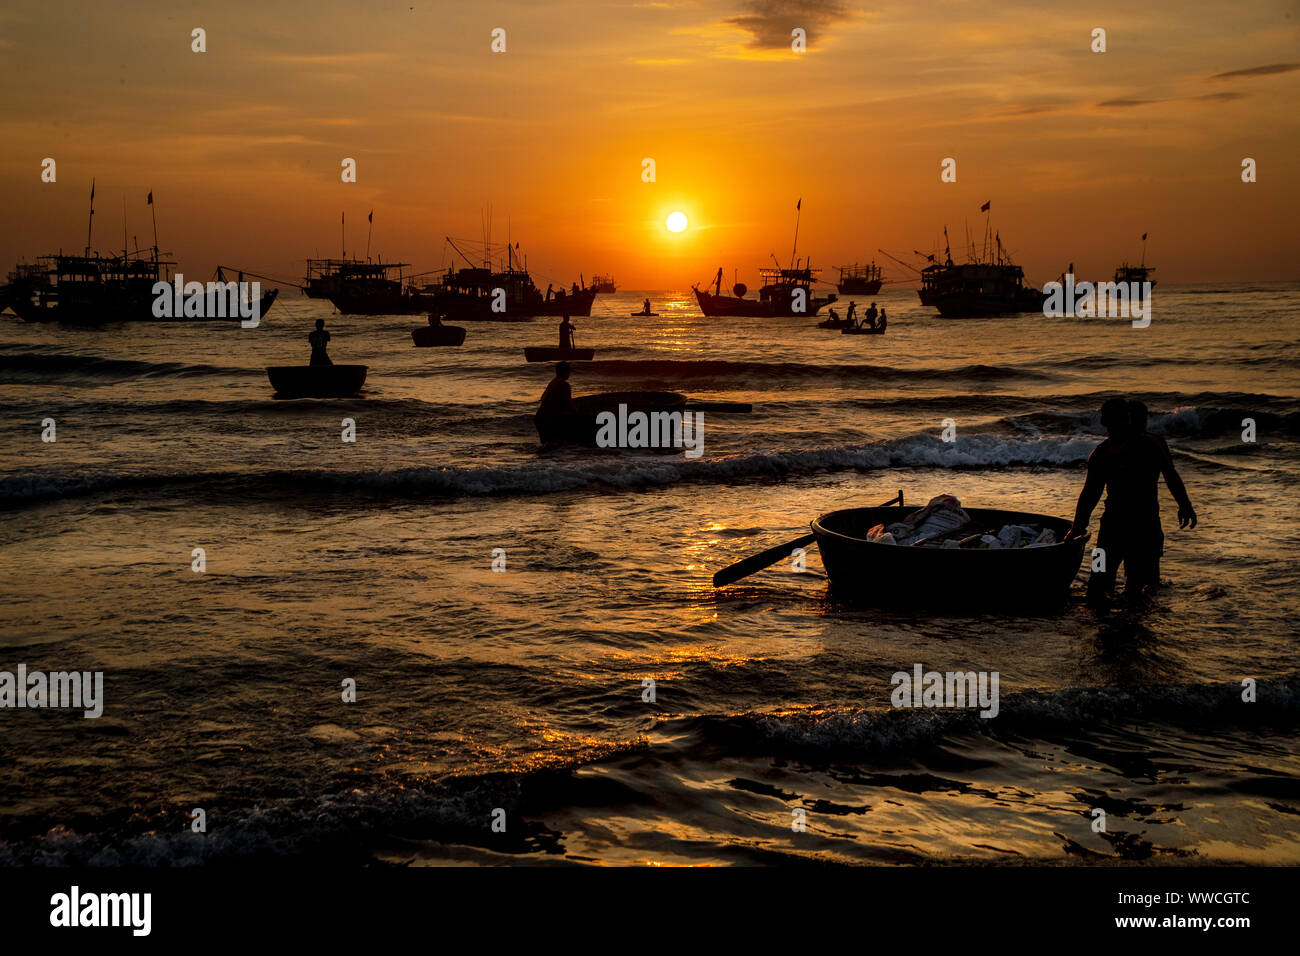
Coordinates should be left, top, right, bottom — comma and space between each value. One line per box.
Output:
712, 490, 904, 588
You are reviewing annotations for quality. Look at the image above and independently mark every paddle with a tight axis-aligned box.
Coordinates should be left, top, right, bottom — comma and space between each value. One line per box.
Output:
712, 490, 904, 588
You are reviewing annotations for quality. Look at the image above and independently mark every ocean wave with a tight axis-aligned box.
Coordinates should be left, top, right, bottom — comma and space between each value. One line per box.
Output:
3, 677, 1294, 866
0, 351, 248, 382
585, 359, 1055, 383
0, 433, 1103, 507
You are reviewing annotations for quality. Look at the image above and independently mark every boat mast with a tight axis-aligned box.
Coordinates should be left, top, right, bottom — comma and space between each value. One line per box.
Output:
789, 198, 802, 270
341, 211, 346, 259
86, 178, 95, 254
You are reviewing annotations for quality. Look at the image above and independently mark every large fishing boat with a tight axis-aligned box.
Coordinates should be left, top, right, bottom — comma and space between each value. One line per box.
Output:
693, 264, 836, 317
590, 273, 617, 294
835, 261, 883, 295
918, 227, 1044, 318
313, 258, 427, 315
423, 237, 596, 321
692, 201, 837, 318
4, 187, 277, 323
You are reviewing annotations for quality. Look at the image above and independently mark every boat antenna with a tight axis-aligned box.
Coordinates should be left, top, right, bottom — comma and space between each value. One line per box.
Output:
87, 178, 95, 254
341, 210, 346, 259
1140, 231, 1148, 268
148, 189, 158, 260
365, 209, 374, 261
943, 226, 952, 265
122, 195, 128, 259
789, 198, 802, 270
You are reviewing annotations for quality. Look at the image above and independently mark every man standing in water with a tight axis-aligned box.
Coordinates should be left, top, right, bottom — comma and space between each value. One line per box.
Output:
308, 318, 332, 366
1066, 398, 1197, 604
558, 315, 575, 351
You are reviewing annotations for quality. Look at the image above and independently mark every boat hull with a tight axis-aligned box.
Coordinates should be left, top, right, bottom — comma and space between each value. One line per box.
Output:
411, 324, 466, 347
12, 289, 279, 324
836, 279, 883, 295
694, 288, 835, 318
535, 391, 686, 446
433, 287, 597, 321
326, 292, 427, 315
266, 364, 368, 398
811, 505, 1085, 610
524, 347, 595, 362
931, 290, 1046, 318
840, 326, 885, 335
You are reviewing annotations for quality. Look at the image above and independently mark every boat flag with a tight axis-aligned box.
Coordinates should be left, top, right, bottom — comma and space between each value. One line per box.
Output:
980, 200, 991, 212
147, 191, 153, 205
368, 210, 373, 223
1141, 232, 1148, 240
796, 198, 801, 210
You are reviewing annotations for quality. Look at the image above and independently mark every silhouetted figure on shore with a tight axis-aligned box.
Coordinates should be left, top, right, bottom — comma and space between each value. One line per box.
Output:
1067, 398, 1197, 604
558, 315, 575, 350
308, 318, 332, 366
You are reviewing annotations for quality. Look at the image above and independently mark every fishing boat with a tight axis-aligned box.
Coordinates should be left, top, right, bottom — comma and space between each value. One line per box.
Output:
692, 202, 837, 318
818, 313, 853, 329
411, 321, 466, 347
424, 237, 597, 321
314, 259, 428, 315
266, 365, 368, 398
524, 346, 595, 362
811, 504, 1085, 609
591, 274, 617, 294
835, 262, 883, 295
841, 325, 885, 335
694, 265, 836, 318
917, 227, 1045, 318
1113, 235, 1155, 298
535, 391, 685, 446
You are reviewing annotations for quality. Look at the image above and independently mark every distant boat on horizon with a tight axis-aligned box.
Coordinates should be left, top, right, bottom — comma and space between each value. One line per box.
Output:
590, 273, 617, 294
835, 261, 883, 296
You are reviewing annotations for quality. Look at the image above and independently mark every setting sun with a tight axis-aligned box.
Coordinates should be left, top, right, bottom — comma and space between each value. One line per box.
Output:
666, 211, 688, 234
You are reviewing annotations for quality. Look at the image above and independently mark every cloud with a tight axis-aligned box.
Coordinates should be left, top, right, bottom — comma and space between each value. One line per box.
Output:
1097, 98, 1159, 108
723, 0, 856, 48
1208, 62, 1300, 80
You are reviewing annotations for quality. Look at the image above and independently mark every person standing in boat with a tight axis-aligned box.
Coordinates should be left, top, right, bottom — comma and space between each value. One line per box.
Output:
642, 298, 652, 315
865, 302, 878, 330
546, 283, 554, 302
558, 315, 575, 351
537, 361, 576, 417
1066, 398, 1197, 603
308, 318, 332, 367
878, 308, 887, 333
846, 301, 857, 327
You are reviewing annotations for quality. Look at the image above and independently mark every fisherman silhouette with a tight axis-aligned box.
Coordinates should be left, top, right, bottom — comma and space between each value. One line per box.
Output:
537, 361, 576, 417
878, 308, 887, 333
1067, 398, 1197, 604
546, 283, 553, 302
308, 318, 332, 366
642, 298, 652, 315
865, 302, 878, 329
558, 315, 575, 350
1128, 399, 1193, 585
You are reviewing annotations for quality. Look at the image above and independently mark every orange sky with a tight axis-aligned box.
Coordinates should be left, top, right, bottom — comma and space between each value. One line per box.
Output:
1, 1, 1298, 288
